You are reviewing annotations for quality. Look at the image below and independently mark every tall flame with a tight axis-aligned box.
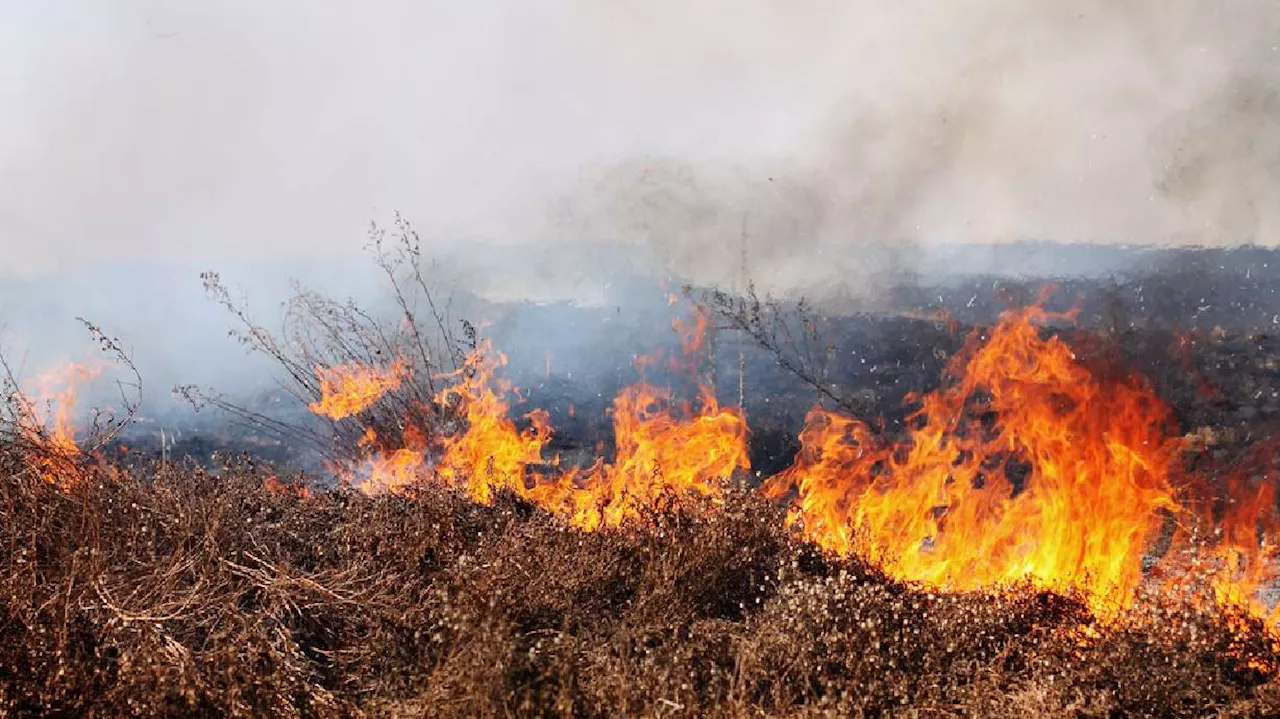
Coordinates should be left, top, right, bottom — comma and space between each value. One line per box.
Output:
18, 362, 103, 487
433, 343, 554, 504
309, 299, 1280, 633
530, 382, 749, 531
764, 307, 1181, 617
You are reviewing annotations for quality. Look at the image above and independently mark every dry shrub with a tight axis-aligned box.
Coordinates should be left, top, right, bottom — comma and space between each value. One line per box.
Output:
185, 215, 474, 467
2, 451, 1280, 717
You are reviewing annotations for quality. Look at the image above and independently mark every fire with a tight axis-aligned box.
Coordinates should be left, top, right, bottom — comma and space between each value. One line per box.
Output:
333, 310, 749, 531
16, 362, 103, 487
764, 307, 1181, 617
352, 426, 429, 495
433, 343, 554, 504
311, 298, 1280, 633
309, 358, 406, 420
1181, 450, 1280, 637
263, 472, 313, 499
530, 382, 749, 531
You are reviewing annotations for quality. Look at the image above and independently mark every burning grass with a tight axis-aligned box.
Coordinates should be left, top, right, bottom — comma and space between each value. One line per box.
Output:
303, 299, 1280, 639
3, 455, 1280, 717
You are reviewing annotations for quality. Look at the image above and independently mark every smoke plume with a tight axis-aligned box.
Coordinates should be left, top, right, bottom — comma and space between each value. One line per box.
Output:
2, 1, 1278, 394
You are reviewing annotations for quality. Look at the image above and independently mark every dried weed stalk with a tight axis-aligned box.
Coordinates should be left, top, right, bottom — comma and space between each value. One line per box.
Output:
179, 215, 474, 467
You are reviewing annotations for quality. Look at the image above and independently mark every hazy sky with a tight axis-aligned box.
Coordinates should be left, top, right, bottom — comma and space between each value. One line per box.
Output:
3, 1, 1280, 407
3, 1, 1279, 284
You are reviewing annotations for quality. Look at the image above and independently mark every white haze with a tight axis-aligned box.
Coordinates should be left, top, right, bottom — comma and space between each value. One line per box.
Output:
1, 0, 1278, 399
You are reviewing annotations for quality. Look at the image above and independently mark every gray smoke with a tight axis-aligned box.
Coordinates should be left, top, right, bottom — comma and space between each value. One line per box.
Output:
2, 1, 1278, 400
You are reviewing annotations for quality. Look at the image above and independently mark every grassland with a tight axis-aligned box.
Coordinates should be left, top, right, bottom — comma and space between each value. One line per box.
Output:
3, 449, 1279, 717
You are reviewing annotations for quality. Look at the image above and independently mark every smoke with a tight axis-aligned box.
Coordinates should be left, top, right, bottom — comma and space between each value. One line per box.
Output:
519, 0, 1280, 297
2, 1, 1279, 395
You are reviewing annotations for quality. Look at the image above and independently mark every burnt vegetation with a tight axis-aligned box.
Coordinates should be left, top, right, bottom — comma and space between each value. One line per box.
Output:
6, 232, 1280, 716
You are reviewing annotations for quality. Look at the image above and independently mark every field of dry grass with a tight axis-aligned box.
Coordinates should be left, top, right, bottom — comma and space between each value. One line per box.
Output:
7, 238, 1280, 716
3, 447, 1280, 717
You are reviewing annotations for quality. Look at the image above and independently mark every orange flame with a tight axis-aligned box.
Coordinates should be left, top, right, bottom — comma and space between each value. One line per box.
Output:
433, 343, 554, 504
18, 362, 103, 487
309, 358, 406, 420
351, 425, 429, 495
332, 310, 749, 531
310, 298, 1280, 633
263, 472, 313, 500
1179, 448, 1280, 637
764, 307, 1181, 617
530, 383, 749, 531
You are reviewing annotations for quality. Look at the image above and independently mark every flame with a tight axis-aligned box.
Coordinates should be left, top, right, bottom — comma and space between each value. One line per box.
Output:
333, 309, 749, 531
309, 298, 1280, 634
338, 344, 543, 498
263, 472, 313, 500
669, 311, 709, 375
17, 362, 103, 487
1181, 448, 1280, 638
1209, 479, 1280, 625
308, 358, 406, 420
530, 382, 749, 531
352, 426, 429, 495
765, 307, 1181, 617
433, 343, 553, 504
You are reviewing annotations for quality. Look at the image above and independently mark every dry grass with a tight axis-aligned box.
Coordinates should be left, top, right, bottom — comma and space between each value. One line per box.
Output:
2, 445, 1278, 718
